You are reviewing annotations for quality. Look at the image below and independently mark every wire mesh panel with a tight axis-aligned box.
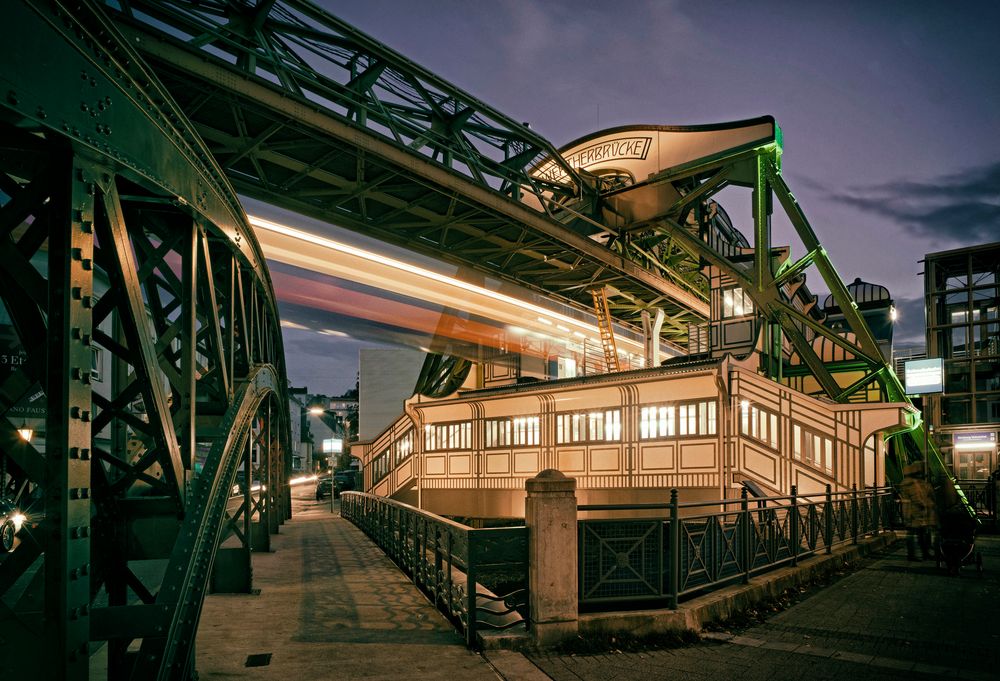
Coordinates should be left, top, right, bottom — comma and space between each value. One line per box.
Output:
579, 519, 663, 603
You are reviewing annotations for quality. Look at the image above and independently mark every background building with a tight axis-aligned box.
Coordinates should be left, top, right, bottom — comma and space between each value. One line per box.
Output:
923, 242, 1000, 480
359, 348, 424, 441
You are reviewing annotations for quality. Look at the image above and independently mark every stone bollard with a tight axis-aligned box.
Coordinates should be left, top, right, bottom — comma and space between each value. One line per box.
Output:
525, 469, 578, 646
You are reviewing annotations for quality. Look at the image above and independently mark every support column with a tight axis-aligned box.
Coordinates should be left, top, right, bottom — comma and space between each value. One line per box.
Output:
45, 157, 94, 679
641, 308, 665, 368
526, 469, 578, 646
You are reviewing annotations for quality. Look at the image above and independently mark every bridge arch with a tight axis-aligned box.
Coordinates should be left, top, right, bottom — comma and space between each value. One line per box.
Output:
0, 2, 290, 678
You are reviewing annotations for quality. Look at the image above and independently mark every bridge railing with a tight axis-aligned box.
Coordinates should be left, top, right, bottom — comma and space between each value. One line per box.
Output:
340, 491, 528, 647
578, 485, 900, 607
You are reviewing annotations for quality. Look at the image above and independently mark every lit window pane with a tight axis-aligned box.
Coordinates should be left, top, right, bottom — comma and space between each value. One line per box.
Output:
607, 410, 620, 440
589, 413, 603, 441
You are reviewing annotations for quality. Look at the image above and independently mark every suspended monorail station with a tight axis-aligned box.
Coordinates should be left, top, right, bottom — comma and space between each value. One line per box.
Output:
0, 1, 985, 679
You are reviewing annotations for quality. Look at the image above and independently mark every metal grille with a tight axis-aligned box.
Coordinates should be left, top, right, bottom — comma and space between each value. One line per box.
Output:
580, 486, 900, 608
580, 520, 662, 602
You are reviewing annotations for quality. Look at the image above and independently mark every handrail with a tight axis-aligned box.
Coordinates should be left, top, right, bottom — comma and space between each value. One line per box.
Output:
579, 485, 896, 512
341, 491, 528, 647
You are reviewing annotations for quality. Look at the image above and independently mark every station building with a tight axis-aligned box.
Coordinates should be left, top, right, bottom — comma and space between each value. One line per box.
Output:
354, 262, 911, 519
352, 123, 915, 519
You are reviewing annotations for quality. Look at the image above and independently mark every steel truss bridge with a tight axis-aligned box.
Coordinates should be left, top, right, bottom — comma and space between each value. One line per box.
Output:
0, 1, 974, 679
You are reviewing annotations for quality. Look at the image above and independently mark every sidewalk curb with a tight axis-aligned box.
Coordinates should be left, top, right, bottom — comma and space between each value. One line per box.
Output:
483, 650, 551, 681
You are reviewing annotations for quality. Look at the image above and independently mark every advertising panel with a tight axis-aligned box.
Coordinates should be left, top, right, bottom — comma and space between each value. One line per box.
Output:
903, 358, 944, 395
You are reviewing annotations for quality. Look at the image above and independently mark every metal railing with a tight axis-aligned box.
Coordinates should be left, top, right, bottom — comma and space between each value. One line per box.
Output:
578, 485, 900, 607
340, 492, 528, 646
956, 477, 998, 528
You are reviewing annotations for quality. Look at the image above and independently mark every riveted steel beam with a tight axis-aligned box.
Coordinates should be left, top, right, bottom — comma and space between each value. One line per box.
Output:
1, 3, 293, 679
101, 2, 711, 345
44, 153, 96, 679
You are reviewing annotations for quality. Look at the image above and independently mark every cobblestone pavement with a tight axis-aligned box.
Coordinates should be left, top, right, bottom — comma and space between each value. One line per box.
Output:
195, 486, 499, 680
527, 535, 1000, 681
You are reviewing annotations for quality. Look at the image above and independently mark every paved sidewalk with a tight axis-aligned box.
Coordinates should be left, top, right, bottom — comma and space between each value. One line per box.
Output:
195, 487, 499, 680
196, 488, 999, 681
527, 536, 1000, 681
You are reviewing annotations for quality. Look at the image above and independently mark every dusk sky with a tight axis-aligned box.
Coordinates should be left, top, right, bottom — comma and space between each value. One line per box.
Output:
280, 0, 1000, 393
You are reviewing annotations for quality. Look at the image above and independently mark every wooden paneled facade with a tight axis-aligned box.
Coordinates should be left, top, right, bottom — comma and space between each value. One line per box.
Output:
354, 355, 914, 519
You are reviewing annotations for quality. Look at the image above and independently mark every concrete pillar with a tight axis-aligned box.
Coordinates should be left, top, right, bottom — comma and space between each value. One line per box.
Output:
525, 469, 578, 646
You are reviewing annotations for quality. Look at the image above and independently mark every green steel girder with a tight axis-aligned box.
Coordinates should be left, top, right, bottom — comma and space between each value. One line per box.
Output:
103, 0, 584, 200
135, 366, 283, 680
0, 1, 293, 678
99, 0, 711, 345
629, 144, 973, 525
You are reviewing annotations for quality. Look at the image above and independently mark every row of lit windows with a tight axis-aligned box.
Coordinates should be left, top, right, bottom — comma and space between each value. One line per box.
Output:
512, 417, 540, 446
793, 424, 834, 472
722, 287, 755, 319
426, 403, 719, 452
484, 419, 511, 448
371, 448, 392, 485
740, 402, 779, 450
370, 430, 416, 485
385, 406, 837, 477
737, 402, 834, 472
424, 422, 472, 452
557, 410, 621, 443
483, 416, 542, 447
396, 429, 414, 466
639, 401, 717, 439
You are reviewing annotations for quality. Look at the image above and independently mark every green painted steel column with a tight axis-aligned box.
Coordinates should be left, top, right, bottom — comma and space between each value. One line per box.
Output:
789, 486, 799, 566
753, 151, 773, 293
181, 220, 198, 474
851, 484, 859, 544
825, 484, 834, 554
741, 487, 751, 584
44, 155, 95, 680
466, 532, 478, 647
668, 488, 680, 609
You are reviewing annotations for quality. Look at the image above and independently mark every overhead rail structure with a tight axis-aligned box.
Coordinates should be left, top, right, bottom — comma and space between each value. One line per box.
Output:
0, 1, 291, 679
100, 0, 710, 347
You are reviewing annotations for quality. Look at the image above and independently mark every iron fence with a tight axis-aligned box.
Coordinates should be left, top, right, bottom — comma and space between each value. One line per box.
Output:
340, 491, 528, 646
578, 485, 900, 607
956, 477, 997, 528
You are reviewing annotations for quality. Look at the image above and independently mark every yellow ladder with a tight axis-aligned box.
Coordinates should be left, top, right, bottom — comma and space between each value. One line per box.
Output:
590, 287, 621, 373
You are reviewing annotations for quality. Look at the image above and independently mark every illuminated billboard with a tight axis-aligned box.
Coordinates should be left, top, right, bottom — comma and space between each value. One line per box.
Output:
903, 358, 944, 395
